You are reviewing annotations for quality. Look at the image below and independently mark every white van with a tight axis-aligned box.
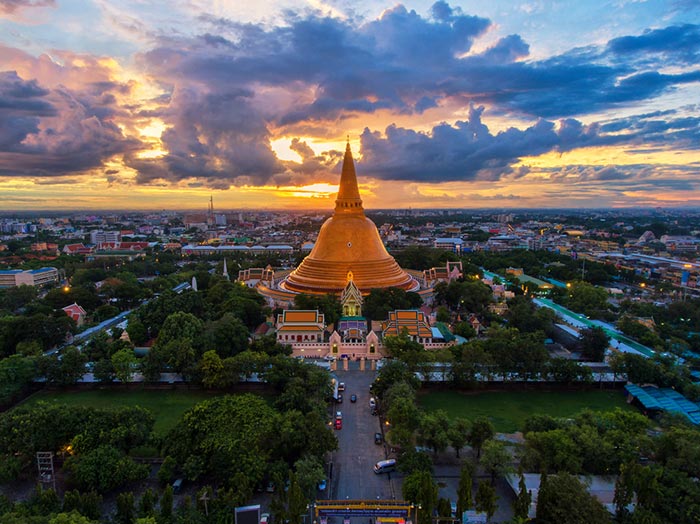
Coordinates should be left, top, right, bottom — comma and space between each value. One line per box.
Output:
373, 458, 396, 474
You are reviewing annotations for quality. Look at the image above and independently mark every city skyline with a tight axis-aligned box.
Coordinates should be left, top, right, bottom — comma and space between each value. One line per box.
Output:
1, 0, 699, 211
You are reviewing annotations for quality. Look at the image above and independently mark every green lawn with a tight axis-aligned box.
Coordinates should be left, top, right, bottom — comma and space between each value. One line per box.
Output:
22, 389, 224, 436
418, 389, 633, 433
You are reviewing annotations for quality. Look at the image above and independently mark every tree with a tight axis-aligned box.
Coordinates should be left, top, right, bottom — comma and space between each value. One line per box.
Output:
64, 445, 149, 493
199, 350, 225, 388
523, 428, 581, 474
437, 498, 452, 518
562, 281, 609, 318
468, 417, 495, 459
294, 456, 325, 500
126, 318, 148, 346
157, 312, 204, 347
397, 450, 433, 475
160, 485, 174, 522
417, 411, 450, 455
48, 512, 97, 524
92, 358, 115, 383
447, 418, 470, 458
286, 473, 307, 524
456, 462, 473, 519
512, 471, 532, 523
402, 470, 438, 524
158, 456, 177, 486
436, 306, 451, 323
480, 440, 512, 484
383, 331, 427, 370
111, 348, 137, 384
535, 472, 610, 524
614, 462, 635, 522
0, 284, 37, 312
40, 346, 86, 386
0, 354, 37, 404
474, 481, 497, 522
115, 492, 135, 524
363, 287, 422, 321
61, 490, 102, 522
373, 360, 420, 400
293, 293, 341, 327
578, 327, 610, 362
202, 313, 250, 358
162, 395, 278, 488
547, 358, 592, 383
138, 488, 156, 519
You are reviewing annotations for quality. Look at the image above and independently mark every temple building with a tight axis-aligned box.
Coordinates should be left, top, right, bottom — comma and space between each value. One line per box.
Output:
281, 142, 418, 295
240, 138, 465, 359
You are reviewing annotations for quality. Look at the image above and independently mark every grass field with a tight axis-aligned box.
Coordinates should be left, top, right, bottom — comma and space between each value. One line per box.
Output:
418, 389, 633, 433
22, 389, 224, 436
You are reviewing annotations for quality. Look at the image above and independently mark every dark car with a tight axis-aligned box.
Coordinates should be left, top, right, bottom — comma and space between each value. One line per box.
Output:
336, 394, 343, 404
374, 432, 383, 445
350, 394, 357, 403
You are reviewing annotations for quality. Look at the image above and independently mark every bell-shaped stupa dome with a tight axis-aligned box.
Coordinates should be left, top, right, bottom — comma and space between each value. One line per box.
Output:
282, 141, 417, 295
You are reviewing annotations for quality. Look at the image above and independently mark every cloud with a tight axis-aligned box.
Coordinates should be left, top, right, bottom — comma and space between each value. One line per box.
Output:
2, 2, 700, 194
0, 68, 139, 177
356, 104, 607, 182
607, 24, 700, 64
0, 0, 54, 14
0, 71, 54, 150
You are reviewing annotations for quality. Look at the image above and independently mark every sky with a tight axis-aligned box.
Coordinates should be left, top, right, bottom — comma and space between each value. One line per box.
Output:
1, 0, 699, 211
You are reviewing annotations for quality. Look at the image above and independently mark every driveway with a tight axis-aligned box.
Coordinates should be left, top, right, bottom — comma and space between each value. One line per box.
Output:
326, 365, 398, 501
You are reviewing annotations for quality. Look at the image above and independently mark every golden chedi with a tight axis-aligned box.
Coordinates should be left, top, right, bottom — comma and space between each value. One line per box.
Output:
282, 142, 417, 295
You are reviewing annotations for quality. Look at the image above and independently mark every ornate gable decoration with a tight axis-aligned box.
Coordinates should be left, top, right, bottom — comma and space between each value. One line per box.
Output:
341, 276, 363, 317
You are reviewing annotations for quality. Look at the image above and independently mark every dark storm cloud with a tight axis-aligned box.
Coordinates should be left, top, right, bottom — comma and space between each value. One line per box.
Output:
357, 103, 609, 182
0, 71, 140, 177
0, 71, 54, 150
128, 88, 282, 186
356, 104, 700, 184
607, 24, 700, 63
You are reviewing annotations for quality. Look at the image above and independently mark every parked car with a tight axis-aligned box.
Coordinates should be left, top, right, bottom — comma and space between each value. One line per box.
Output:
350, 394, 357, 403
338, 382, 346, 391
369, 397, 376, 409
374, 432, 383, 445
335, 411, 342, 420
318, 479, 327, 491
261, 514, 270, 524
335, 419, 342, 430
336, 394, 343, 403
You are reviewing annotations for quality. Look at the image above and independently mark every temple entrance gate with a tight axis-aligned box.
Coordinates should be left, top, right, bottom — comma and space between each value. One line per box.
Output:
314, 501, 416, 524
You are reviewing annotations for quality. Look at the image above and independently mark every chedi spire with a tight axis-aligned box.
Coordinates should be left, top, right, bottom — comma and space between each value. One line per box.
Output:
335, 140, 363, 213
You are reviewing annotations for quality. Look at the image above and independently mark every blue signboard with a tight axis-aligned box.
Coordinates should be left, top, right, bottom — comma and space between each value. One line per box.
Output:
318, 509, 409, 518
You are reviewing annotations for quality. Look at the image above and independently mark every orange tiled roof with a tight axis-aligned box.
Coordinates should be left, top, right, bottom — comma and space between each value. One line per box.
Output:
278, 325, 324, 332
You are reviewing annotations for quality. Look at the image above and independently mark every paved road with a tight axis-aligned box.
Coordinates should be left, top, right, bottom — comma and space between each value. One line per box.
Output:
327, 365, 398, 501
